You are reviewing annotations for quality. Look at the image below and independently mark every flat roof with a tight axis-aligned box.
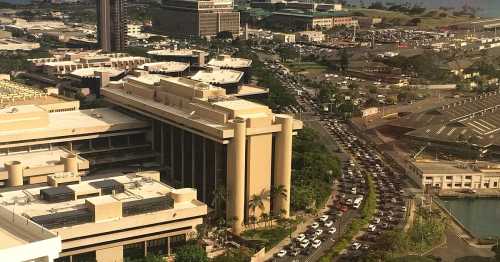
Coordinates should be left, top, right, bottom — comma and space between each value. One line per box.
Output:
70, 67, 125, 78
191, 68, 243, 84
147, 49, 208, 57
0, 108, 149, 144
0, 173, 202, 220
138, 61, 190, 73
207, 55, 252, 69
414, 161, 477, 174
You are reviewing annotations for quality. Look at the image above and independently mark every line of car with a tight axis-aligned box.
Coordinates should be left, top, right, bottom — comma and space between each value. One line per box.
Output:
322, 118, 408, 260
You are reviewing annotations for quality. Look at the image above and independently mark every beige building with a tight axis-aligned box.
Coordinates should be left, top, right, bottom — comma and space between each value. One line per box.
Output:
0, 37, 40, 51
30, 52, 150, 76
0, 171, 207, 262
0, 80, 154, 187
407, 160, 500, 190
102, 74, 302, 234
295, 31, 325, 43
273, 33, 296, 43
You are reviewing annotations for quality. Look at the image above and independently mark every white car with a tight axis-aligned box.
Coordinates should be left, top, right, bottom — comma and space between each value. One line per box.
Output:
353, 202, 361, 209
372, 217, 381, 224
315, 229, 323, 236
300, 239, 310, 248
324, 220, 334, 228
328, 227, 337, 234
276, 250, 287, 257
352, 242, 362, 250
311, 222, 320, 229
319, 215, 329, 222
368, 224, 376, 232
296, 233, 306, 242
401, 206, 407, 212
312, 239, 322, 248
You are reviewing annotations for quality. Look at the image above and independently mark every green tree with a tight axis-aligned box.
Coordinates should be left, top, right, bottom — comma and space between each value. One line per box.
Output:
339, 49, 351, 72
174, 244, 208, 262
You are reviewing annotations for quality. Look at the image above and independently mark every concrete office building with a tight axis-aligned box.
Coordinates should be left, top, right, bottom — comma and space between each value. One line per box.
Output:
102, 74, 302, 234
0, 171, 207, 262
97, 0, 128, 52
191, 66, 244, 94
153, 0, 240, 37
0, 80, 154, 186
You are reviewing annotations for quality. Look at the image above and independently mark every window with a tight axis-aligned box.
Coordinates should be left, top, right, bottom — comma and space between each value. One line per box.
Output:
495, 182, 498, 187
454, 183, 462, 187
464, 183, 472, 187
124, 242, 145, 261
446, 176, 453, 180
55, 257, 70, 262
465, 176, 472, 180
147, 237, 167, 256
72, 251, 96, 262
170, 234, 186, 254
447, 183, 452, 188
425, 177, 433, 180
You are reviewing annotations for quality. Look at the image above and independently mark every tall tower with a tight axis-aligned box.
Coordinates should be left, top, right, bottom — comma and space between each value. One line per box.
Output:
97, 0, 128, 52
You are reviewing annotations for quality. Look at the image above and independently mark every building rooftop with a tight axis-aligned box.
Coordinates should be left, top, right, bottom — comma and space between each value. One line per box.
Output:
191, 67, 243, 84
138, 61, 190, 74
272, 9, 349, 18
147, 49, 208, 57
207, 55, 252, 69
413, 160, 500, 175
0, 107, 149, 144
70, 67, 125, 78
0, 172, 205, 229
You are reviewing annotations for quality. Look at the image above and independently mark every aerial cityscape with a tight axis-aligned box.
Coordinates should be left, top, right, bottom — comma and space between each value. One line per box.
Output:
0, 0, 499, 261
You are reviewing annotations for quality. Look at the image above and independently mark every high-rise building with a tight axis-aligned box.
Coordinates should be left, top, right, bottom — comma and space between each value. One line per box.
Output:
102, 74, 303, 234
152, 0, 240, 37
97, 0, 128, 52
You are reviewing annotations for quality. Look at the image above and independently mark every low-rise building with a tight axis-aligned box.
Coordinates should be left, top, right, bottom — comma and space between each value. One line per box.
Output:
407, 160, 500, 190
138, 61, 191, 77
273, 32, 296, 43
295, 30, 324, 42
147, 49, 209, 68
0, 37, 40, 50
207, 54, 252, 83
0, 171, 207, 261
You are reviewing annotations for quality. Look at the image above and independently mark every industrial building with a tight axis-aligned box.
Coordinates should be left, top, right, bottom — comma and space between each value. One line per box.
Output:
0, 171, 206, 262
101, 74, 302, 234
97, 0, 128, 52
386, 91, 500, 159
152, 0, 240, 37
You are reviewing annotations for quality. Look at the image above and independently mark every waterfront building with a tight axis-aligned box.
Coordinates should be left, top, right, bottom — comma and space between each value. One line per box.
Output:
97, 0, 128, 52
0, 171, 206, 261
407, 160, 500, 190
102, 74, 303, 234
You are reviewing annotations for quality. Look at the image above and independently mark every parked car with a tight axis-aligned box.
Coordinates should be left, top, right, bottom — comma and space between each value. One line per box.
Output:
311, 222, 320, 229
352, 242, 362, 250
328, 227, 337, 234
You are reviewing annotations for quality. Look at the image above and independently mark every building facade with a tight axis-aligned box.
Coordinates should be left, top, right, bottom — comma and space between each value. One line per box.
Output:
102, 74, 302, 234
153, 0, 240, 37
97, 0, 128, 52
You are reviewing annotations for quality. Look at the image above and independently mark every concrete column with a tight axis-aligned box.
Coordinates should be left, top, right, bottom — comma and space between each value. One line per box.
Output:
6, 161, 23, 187
227, 117, 246, 235
61, 154, 78, 175
273, 115, 293, 218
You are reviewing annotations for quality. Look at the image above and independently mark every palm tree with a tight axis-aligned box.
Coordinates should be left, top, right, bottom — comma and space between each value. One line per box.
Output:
271, 185, 287, 216
249, 215, 257, 230
248, 194, 264, 218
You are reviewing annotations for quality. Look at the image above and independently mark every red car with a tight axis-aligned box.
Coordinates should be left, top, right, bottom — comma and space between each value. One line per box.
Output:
340, 205, 348, 212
